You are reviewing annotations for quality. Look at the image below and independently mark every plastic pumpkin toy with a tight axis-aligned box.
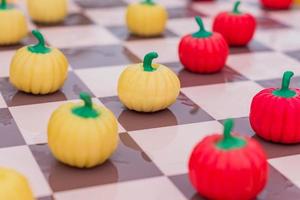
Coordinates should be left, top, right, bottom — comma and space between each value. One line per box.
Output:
213, 1, 256, 46
10, 30, 68, 95
118, 52, 180, 112
250, 71, 300, 144
48, 92, 118, 168
260, 0, 292, 9
27, 0, 68, 24
178, 16, 229, 73
189, 119, 268, 200
126, 0, 168, 37
0, 167, 34, 200
0, 0, 28, 45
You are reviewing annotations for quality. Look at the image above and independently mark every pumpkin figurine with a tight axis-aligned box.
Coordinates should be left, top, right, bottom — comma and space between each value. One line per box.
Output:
118, 52, 180, 112
189, 119, 268, 200
126, 0, 168, 37
250, 71, 300, 144
213, 1, 256, 46
0, 0, 28, 45
260, 0, 292, 9
178, 16, 229, 73
0, 167, 34, 200
48, 92, 118, 168
27, 0, 68, 24
9, 30, 69, 95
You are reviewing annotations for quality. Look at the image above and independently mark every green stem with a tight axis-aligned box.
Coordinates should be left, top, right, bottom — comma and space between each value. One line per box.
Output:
72, 92, 99, 118
232, 1, 241, 14
192, 16, 212, 38
142, 0, 155, 5
143, 52, 158, 72
217, 119, 246, 150
273, 71, 296, 98
0, 0, 7, 9
28, 30, 51, 54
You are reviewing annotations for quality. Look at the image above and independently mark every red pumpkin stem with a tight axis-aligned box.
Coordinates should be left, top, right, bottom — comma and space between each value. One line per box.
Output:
217, 119, 246, 150
143, 52, 158, 72
192, 16, 212, 38
273, 71, 296, 98
232, 1, 241, 14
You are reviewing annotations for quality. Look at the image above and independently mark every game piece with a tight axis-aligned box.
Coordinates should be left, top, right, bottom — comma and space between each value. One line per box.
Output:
0, 0, 28, 45
178, 16, 228, 73
0, 167, 34, 200
213, 1, 256, 46
9, 30, 68, 95
189, 119, 268, 200
27, 0, 67, 24
118, 52, 180, 112
250, 71, 300, 144
48, 92, 118, 168
126, 0, 168, 37
260, 0, 292, 9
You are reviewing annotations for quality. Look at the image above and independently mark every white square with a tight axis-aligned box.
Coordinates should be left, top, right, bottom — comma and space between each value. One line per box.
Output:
255, 29, 300, 51
129, 121, 223, 175
75, 65, 126, 97
125, 38, 180, 63
41, 25, 120, 49
85, 7, 126, 26
0, 50, 15, 78
269, 10, 300, 28
0, 93, 7, 108
269, 154, 300, 188
181, 81, 263, 120
0, 145, 52, 197
167, 17, 213, 37
124, 0, 186, 8
54, 177, 186, 200
227, 52, 300, 80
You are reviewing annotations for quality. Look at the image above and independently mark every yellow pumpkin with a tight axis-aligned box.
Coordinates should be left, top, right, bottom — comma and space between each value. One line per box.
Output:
0, 167, 34, 200
48, 92, 118, 168
118, 52, 180, 112
27, 0, 67, 24
0, 0, 28, 45
9, 30, 68, 95
126, 0, 168, 37
295, 0, 300, 4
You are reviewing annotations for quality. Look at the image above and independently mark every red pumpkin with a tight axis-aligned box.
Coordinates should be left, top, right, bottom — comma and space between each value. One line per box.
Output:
178, 16, 228, 73
250, 71, 300, 144
189, 119, 268, 200
260, 0, 292, 9
213, 1, 256, 46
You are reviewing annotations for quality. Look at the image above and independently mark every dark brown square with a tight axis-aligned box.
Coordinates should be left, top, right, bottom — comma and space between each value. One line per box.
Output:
285, 50, 300, 62
100, 93, 213, 131
257, 16, 290, 30
29, 133, 162, 192
107, 26, 178, 41
167, 6, 206, 19
62, 45, 140, 69
229, 40, 272, 54
257, 76, 300, 89
74, 0, 127, 8
35, 13, 94, 27
38, 196, 54, 200
0, 32, 37, 52
165, 62, 248, 87
0, 71, 92, 107
0, 108, 26, 147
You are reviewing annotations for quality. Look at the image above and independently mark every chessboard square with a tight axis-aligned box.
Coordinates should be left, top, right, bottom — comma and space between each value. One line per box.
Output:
41, 25, 120, 49
0, 93, 7, 108
285, 50, 300, 62
62, 45, 139, 69
255, 29, 300, 51
125, 38, 180, 63
129, 121, 223, 175
0, 146, 52, 197
85, 7, 126, 26
166, 62, 248, 88
227, 52, 300, 80
35, 13, 94, 27
182, 81, 263, 120
75, 65, 125, 97
256, 16, 290, 30
257, 76, 300, 89
68, 0, 81, 13
269, 155, 300, 188
269, 10, 300, 28
167, 6, 205, 19
0, 50, 15, 78
229, 40, 273, 55
100, 93, 214, 131
0, 108, 26, 147
30, 133, 162, 192
124, 0, 186, 8
54, 177, 186, 200
0, 32, 37, 52
167, 17, 212, 37
38, 196, 55, 200
74, 0, 127, 8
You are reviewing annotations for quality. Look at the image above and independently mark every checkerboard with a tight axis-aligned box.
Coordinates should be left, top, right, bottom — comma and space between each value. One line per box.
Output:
1, 0, 300, 199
